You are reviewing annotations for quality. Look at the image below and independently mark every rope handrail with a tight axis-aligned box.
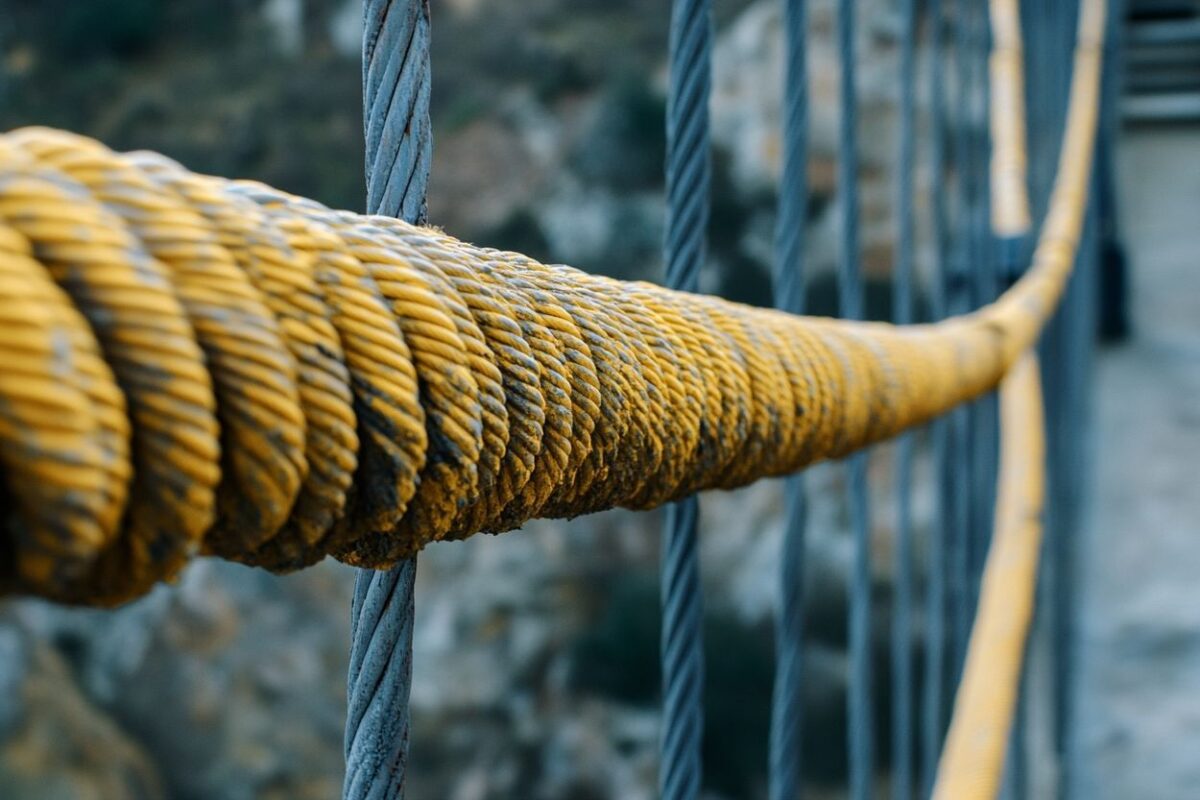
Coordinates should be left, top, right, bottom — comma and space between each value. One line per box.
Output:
0, 0, 1102, 609
933, 352, 1046, 799
0, 39, 1097, 606
931, 0, 1106, 793
989, 0, 1034, 238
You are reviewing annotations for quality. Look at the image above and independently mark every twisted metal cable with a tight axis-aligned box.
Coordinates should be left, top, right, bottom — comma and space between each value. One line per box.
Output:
931, 353, 1045, 800
891, 0, 919, 796
834, 0, 874, 797
987, 1, 1036, 792
344, 2, 432, 798
1045, 3, 1095, 791
660, 0, 712, 795
768, 0, 810, 796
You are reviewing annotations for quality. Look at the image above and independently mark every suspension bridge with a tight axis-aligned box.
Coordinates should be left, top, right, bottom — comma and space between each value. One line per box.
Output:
0, 0, 1164, 797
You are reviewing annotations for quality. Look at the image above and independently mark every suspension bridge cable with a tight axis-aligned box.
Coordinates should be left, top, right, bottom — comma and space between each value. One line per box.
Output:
922, 0, 951, 792
948, 0, 975, 681
833, 0, 874, 796
0, 0, 1103, 608
969, 0, 1001, 692
768, 0, 810, 796
343, 2, 432, 799
660, 0, 712, 796
891, 0, 918, 796
988, 0, 1035, 791
933, 0, 1106, 793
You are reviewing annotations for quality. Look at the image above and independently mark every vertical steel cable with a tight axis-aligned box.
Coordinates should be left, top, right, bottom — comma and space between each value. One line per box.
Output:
1095, 0, 1127, 340
921, 0, 950, 794
891, 0, 918, 796
990, 0, 1034, 792
1054, 3, 1094, 785
660, 0, 712, 797
947, 0, 974, 681
344, 2, 432, 798
835, 0, 872, 797
970, 0, 1000, 621
916, 0, 945, 796
1039, 3, 1082, 792
768, 0, 809, 797
1014, 6, 1051, 797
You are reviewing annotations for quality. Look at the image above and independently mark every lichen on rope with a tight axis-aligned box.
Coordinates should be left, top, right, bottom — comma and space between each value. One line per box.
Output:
0, 34, 1097, 603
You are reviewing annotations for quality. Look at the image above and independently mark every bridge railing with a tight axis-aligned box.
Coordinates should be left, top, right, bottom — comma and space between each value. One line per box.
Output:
0, 0, 1120, 798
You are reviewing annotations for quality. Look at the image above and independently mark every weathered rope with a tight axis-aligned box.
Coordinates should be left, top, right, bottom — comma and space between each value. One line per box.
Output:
767, 0, 810, 797
0, 5, 1100, 606
660, 0, 712, 795
342, 2, 432, 799
922, 0, 951, 793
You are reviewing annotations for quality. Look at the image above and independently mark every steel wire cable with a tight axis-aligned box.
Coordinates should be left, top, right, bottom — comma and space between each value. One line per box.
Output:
768, 0, 810, 797
659, 0, 713, 796
0, 0, 1103, 617
343, 3, 432, 799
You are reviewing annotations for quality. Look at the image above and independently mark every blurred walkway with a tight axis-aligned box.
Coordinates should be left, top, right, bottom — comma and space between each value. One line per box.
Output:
1072, 125, 1200, 799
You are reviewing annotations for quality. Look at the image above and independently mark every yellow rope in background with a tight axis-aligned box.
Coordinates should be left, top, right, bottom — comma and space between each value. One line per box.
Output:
931, 0, 1107, 794
989, 0, 1034, 237
0, 0, 1102, 608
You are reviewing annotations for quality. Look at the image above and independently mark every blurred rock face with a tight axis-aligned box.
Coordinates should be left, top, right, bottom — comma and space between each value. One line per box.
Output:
0, 0, 936, 797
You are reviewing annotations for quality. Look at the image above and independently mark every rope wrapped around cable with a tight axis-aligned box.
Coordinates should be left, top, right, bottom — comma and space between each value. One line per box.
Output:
0, 29, 1099, 605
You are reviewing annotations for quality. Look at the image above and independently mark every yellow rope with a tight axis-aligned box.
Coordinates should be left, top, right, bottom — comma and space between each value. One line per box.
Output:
989, 0, 1033, 237
0, 0, 1101, 606
932, 353, 1046, 800
931, 0, 1106, 794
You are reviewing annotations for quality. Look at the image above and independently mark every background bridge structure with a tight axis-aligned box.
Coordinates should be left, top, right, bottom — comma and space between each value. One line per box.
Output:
0, 0, 1131, 798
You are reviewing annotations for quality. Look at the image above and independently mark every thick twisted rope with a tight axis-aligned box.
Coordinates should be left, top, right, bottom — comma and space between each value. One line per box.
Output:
767, 0, 809, 797
660, 0, 712, 796
0, 9, 1100, 607
932, 0, 1106, 795
342, 2, 432, 799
